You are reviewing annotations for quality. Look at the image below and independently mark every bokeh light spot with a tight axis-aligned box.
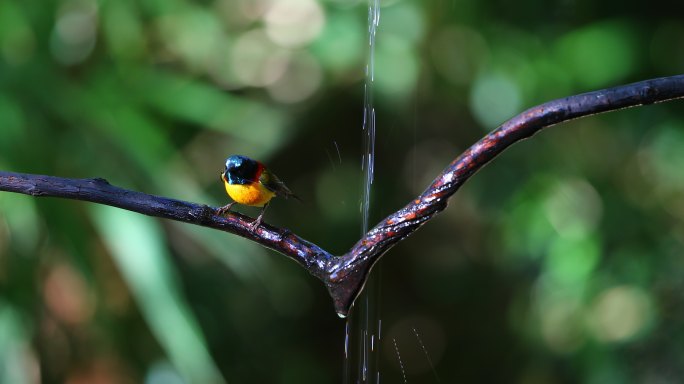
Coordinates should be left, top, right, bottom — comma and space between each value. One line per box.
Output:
588, 285, 652, 343
50, 0, 99, 65
311, 11, 363, 74
545, 236, 600, 285
469, 72, 521, 129
381, 2, 425, 44
555, 21, 637, 88
544, 179, 603, 239
267, 51, 323, 103
539, 296, 585, 353
231, 29, 290, 87
374, 35, 419, 99
234, 0, 273, 22
264, 0, 325, 48
157, 9, 225, 72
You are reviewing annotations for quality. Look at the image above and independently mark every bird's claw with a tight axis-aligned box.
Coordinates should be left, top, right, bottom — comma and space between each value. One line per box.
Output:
249, 217, 262, 232
216, 202, 236, 217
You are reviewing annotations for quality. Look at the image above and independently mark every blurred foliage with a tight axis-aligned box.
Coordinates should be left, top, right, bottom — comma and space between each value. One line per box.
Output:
0, 0, 683, 382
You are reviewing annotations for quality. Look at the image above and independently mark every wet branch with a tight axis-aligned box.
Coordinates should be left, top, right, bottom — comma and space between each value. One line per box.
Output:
1, 75, 683, 316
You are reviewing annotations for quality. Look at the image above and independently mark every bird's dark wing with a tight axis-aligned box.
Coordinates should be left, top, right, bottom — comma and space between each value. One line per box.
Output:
260, 168, 301, 201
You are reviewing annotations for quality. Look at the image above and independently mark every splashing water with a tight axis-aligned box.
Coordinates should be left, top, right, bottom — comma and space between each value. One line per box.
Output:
393, 338, 407, 384
343, 1, 381, 383
361, 0, 379, 232
413, 327, 441, 383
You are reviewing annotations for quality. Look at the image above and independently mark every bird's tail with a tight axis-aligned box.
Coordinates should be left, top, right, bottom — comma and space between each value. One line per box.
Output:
289, 192, 303, 203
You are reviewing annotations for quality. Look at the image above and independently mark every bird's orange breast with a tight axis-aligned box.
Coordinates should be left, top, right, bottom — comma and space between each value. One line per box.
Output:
224, 181, 275, 207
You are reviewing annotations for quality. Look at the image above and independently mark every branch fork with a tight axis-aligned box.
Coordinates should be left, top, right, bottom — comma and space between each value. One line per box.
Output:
1, 75, 684, 317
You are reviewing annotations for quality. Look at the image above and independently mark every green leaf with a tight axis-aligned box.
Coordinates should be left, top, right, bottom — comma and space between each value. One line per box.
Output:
90, 205, 224, 384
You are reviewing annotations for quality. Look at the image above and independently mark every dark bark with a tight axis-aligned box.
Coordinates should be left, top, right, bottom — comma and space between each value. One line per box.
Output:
1, 75, 683, 316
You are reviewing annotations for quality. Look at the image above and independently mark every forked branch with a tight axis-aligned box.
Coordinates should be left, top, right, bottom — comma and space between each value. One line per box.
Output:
1, 75, 683, 317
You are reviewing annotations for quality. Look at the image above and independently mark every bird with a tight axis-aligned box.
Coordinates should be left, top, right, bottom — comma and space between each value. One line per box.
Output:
217, 155, 299, 230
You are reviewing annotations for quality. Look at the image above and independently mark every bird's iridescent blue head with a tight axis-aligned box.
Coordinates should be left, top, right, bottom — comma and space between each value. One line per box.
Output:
223, 155, 260, 185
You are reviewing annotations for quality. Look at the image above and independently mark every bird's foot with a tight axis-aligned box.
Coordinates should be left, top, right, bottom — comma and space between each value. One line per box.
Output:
216, 202, 236, 216
249, 217, 262, 232
249, 208, 267, 231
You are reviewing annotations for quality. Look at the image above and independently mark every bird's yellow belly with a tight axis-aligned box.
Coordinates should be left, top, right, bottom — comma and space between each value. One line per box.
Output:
224, 181, 275, 207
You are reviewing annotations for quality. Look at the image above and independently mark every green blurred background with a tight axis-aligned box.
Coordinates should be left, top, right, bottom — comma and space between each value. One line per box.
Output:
1, 0, 684, 382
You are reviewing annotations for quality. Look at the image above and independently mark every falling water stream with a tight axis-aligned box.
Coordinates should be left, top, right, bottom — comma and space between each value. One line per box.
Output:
343, 1, 381, 383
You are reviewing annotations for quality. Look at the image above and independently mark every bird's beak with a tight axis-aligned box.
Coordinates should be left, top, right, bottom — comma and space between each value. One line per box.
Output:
220, 171, 225, 182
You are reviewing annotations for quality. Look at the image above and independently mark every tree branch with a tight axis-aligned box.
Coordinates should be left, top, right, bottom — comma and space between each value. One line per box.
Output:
0, 173, 334, 280
1, 75, 683, 317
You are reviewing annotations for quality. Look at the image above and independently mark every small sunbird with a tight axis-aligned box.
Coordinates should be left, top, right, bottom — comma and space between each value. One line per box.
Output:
217, 155, 300, 229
